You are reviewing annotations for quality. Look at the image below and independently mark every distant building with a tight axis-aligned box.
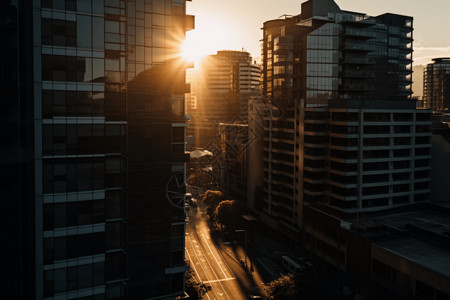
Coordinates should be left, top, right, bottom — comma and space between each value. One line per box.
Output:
423, 58, 450, 111
186, 50, 260, 148
0, 1, 193, 299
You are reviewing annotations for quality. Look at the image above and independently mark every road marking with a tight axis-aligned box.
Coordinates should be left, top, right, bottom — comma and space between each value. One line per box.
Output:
203, 278, 236, 284
193, 231, 232, 300
186, 236, 212, 300
199, 233, 233, 300
201, 233, 231, 279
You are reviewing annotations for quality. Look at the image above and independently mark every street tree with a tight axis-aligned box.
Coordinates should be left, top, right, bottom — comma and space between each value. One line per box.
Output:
264, 273, 299, 300
214, 200, 241, 231
201, 190, 225, 217
185, 267, 202, 300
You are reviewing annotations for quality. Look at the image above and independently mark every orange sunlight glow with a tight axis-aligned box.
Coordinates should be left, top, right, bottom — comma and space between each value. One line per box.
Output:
180, 12, 240, 67
181, 31, 208, 66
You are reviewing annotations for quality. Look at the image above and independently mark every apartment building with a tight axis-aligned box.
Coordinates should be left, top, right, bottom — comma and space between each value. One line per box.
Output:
423, 58, 450, 111
256, 0, 430, 236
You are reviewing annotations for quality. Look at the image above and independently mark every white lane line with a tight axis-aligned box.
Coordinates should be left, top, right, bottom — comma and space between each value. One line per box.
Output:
199, 232, 232, 300
190, 231, 221, 300
187, 235, 213, 300
193, 230, 231, 300
203, 278, 236, 284
201, 233, 230, 279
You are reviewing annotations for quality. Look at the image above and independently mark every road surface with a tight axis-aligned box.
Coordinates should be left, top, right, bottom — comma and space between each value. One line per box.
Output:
186, 205, 248, 300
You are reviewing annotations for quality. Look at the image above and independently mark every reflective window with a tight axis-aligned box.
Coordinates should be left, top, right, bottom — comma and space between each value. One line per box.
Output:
92, 17, 104, 49
152, 28, 164, 47
153, 0, 165, 13
92, 0, 104, 14
78, 0, 92, 13
77, 15, 92, 48
152, 14, 164, 26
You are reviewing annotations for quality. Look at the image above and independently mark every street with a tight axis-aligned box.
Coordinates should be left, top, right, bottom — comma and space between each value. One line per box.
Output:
186, 205, 249, 300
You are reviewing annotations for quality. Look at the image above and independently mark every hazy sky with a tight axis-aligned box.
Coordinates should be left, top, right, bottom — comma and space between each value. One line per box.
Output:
186, 0, 450, 66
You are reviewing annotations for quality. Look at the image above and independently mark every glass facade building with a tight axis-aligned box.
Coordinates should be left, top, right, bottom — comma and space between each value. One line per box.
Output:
257, 0, 430, 237
262, 9, 413, 109
423, 58, 450, 111
0, 0, 193, 299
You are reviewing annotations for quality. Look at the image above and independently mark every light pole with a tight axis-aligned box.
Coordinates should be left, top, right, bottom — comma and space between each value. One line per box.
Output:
235, 229, 247, 268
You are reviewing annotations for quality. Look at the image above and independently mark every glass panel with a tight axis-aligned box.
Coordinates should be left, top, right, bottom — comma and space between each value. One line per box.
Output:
42, 0, 52, 8
93, 58, 105, 81
145, 13, 152, 28
136, 46, 144, 62
78, 0, 92, 13
77, 15, 92, 48
92, 17, 104, 50
92, 0, 104, 14
78, 57, 93, 82
152, 14, 164, 26
145, 48, 152, 64
78, 264, 93, 289
53, 0, 65, 10
152, 0, 164, 13
54, 268, 67, 293
41, 19, 53, 45
105, 20, 119, 33
153, 48, 164, 63
93, 262, 105, 285
66, 0, 77, 11
152, 28, 164, 47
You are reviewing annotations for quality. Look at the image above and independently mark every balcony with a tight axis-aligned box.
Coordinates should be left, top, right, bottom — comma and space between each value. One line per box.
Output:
342, 43, 375, 52
340, 57, 374, 65
340, 70, 375, 78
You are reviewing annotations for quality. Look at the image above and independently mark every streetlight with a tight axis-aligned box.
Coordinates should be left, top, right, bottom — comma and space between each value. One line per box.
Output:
235, 229, 247, 269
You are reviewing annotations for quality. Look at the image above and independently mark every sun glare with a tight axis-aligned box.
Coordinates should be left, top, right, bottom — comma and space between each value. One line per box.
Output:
181, 32, 207, 66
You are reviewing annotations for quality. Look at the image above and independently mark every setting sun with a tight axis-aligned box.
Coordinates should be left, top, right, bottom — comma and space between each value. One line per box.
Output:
180, 30, 211, 66
180, 11, 244, 66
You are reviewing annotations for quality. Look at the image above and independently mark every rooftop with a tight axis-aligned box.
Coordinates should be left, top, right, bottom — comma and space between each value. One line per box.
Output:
376, 236, 450, 278
432, 57, 450, 63
353, 206, 450, 278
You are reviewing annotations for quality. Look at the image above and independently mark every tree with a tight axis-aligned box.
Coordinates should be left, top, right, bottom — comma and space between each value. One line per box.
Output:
185, 267, 202, 300
264, 273, 299, 300
214, 200, 241, 231
201, 190, 225, 218
201, 190, 224, 206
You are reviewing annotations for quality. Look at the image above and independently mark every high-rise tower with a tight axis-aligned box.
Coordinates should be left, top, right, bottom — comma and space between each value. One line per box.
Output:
254, 0, 430, 239
0, 0, 194, 299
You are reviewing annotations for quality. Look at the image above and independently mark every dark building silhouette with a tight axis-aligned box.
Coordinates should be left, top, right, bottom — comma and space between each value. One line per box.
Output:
0, 0, 193, 299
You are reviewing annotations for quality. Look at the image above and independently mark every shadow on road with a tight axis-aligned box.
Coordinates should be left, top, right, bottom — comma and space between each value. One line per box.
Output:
208, 226, 266, 298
